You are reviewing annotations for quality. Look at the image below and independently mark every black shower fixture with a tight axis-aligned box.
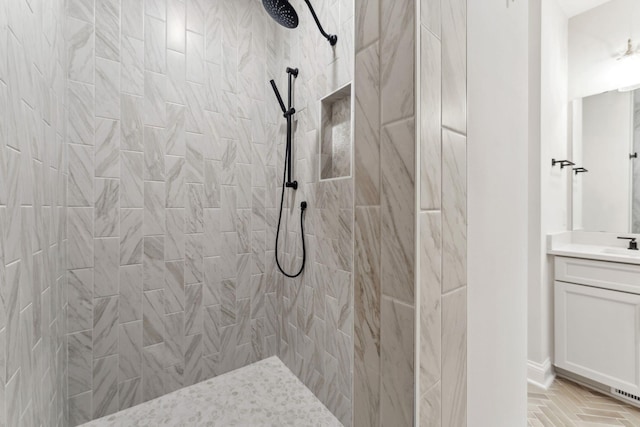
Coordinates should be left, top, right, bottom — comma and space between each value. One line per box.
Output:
262, 0, 338, 46
271, 67, 308, 279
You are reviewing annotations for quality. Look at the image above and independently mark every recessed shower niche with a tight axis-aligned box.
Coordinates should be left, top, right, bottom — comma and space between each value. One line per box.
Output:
320, 83, 353, 180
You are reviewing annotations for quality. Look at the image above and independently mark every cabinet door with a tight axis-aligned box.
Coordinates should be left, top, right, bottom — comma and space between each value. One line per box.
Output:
555, 281, 640, 395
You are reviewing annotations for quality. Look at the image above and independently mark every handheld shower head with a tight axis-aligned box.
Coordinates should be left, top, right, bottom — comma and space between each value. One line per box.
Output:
262, 0, 299, 29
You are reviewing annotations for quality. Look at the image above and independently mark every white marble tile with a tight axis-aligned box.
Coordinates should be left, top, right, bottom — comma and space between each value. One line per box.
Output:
186, 0, 205, 34
68, 207, 94, 269
185, 82, 206, 133
420, 381, 442, 427
121, 94, 145, 151
118, 377, 143, 410
68, 268, 94, 333
66, 17, 94, 84
442, 130, 466, 293
69, 391, 92, 427
164, 311, 185, 366
95, 119, 120, 178
204, 160, 221, 209
68, 81, 95, 145
380, 118, 415, 304
96, 58, 121, 119
441, 0, 466, 134
144, 126, 166, 181
144, 181, 166, 235
421, 0, 441, 38
120, 151, 144, 208
186, 133, 204, 183
441, 287, 466, 427
355, 43, 380, 206
142, 342, 167, 401
68, 330, 93, 397
68, 143, 94, 207
119, 265, 143, 323
165, 208, 185, 261
93, 355, 119, 418
419, 211, 441, 392
96, 0, 120, 61
67, 0, 95, 22
95, 179, 120, 237
166, 103, 186, 155
94, 238, 120, 298
167, 0, 186, 53
166, 51, 186, 105
166, 157, 185, 210
145, 15, 167, 73
420, 27, 442, 211
143, 289, 165, 345
145, 0, 167, 21
122, 35, 144, 96
185, 233, 203, 284
143, 236, 165, 291
186, 283, 203, 335
122, 0, 144, 39
144, 71, 167, 128
186, 183, 204, 233
186, 31, 204, 84
354, 206, 380, 372
164, 260, 185, 313
380, 297, 414, 427
354, 354, 379, 427
120, 208, 144, 265
380, 0, 414, 125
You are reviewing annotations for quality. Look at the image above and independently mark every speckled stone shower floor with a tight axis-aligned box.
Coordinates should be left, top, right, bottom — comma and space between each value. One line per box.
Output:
82, 357, 343, 427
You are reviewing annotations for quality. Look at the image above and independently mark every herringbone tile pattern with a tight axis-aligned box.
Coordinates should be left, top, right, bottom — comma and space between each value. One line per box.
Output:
528, 378, 640, 426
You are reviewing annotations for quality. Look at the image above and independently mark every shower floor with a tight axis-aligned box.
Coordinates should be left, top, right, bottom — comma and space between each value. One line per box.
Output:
82, 357, 343, 427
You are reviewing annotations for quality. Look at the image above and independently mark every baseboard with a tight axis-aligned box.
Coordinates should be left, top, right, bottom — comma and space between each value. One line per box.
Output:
528, 358, 555, 389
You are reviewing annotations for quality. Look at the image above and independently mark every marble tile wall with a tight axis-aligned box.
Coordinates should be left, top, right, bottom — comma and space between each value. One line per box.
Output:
353, 0, 417, 425
419, 0, 468, 425
0, 0, 69, 425
64, 0, 282, 424
272, 1, 355, 425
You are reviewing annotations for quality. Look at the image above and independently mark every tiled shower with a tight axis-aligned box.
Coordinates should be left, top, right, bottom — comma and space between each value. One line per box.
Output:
0, 0, 468, 426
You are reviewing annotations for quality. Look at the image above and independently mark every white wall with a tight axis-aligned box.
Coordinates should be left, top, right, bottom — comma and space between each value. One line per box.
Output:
569, 0, 640, 99
528, 0, 570, 384
468, 0, 528, 425
581, 91, 632, 232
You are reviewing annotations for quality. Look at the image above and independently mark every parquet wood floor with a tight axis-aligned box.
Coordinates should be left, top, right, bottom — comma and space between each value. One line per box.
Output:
528, 378, 640, 426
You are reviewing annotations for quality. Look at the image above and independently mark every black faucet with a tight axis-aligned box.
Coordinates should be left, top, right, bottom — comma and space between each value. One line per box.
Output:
617, 236, 639, 250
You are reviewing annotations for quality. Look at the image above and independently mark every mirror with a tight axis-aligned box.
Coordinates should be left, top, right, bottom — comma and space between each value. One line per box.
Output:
568, 0, 640, 233
570, 90, 640, 233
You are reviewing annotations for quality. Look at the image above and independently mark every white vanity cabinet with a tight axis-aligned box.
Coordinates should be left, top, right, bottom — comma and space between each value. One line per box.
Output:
554, 256, 640, 395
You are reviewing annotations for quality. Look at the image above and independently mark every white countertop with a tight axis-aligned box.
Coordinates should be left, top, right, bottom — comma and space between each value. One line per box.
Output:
547, 232, 640, 265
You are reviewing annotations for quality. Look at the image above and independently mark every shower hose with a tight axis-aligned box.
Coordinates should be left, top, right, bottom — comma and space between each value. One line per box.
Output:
274, 144, 307, 278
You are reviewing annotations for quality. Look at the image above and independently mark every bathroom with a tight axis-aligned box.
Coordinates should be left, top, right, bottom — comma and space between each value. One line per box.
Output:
7, 0, 623, 425
527, 0, 640, 424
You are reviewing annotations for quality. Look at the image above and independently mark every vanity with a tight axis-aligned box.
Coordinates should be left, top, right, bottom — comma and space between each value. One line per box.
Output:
549, 232, 640, 401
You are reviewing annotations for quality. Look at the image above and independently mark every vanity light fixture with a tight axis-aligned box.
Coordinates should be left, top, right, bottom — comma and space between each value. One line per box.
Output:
551, 159, 575, 169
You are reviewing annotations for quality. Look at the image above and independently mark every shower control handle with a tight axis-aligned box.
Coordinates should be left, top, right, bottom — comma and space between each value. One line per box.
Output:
286, 181, 298, 190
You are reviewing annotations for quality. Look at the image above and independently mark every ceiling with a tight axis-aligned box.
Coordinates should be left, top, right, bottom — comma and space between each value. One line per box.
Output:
557, 0, 613, 18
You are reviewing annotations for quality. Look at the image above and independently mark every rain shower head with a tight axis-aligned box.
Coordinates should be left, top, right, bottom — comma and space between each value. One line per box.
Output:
262, 0, 338, 46
262, 0, 299, 29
